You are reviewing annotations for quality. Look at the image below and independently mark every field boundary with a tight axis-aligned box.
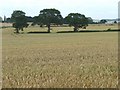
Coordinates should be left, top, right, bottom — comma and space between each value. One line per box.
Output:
27, 29, 120, 34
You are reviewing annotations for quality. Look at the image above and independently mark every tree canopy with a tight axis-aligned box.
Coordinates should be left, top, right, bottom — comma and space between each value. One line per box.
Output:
11, 10, 28, 33
65, 13, 88, 32
38, 8, 63, 33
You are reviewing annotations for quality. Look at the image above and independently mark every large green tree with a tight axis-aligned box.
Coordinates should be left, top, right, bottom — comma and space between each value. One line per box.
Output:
65, 13, 88, 32
11, 10, 28, 33
38, 8, 63, 33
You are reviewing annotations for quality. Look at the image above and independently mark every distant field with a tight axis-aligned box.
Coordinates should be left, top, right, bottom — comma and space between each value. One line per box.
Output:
0, 22, 118, 30
0, 23, 12, 27
2, 25, 118, 88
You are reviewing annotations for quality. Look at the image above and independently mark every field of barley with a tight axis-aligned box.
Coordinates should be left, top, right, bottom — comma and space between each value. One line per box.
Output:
2, 24, 118, 88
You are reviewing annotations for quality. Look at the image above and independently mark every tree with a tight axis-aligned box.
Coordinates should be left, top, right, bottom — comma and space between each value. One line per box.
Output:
99, 19, 107, 24
114, 21, 117, 24
65, 13, 88, 32
26, 16, 34, 22
87, 17, 93, 24
38, 8, 63, 33
32, 16, 40, 26
11, 10, 28, 33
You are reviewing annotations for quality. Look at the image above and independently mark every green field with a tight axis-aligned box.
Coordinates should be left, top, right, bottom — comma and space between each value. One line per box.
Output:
2, 24, 118, 88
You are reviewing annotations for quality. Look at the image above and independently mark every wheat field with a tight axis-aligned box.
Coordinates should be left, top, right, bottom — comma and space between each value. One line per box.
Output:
2, 24, 118, 88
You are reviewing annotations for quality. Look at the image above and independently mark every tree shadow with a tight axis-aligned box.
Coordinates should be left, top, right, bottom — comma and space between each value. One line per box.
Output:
27, 31, 50, 34
27, 29, 120, 34
57, 29, 120, 33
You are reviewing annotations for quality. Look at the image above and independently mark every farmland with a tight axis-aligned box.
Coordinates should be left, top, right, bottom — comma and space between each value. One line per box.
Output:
2, 24, 118, 88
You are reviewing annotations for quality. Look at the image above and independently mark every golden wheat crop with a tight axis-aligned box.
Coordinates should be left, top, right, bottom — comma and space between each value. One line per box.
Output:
2, 25, 118, 88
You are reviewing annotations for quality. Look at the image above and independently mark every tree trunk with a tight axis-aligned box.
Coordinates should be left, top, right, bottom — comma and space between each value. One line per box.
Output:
74, 26, 78, 32
47, 24, 50, 33
21, 27, 23, 31
16, 28, 19, 33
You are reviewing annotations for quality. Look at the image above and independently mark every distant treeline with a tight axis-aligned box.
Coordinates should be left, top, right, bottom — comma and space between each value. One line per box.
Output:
2, 8, 118, 33
4, 16, 96, 24
3, 16, 118, 25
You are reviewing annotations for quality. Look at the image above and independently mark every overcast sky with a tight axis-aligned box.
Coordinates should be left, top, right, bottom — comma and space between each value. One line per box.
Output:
0, 0, 119, 19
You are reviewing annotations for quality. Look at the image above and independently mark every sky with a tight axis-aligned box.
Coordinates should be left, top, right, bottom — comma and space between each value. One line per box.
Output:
0, 0, 119, 20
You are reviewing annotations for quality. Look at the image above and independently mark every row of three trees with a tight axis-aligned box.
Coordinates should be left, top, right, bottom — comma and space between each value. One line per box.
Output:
11, 8, 88, 33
